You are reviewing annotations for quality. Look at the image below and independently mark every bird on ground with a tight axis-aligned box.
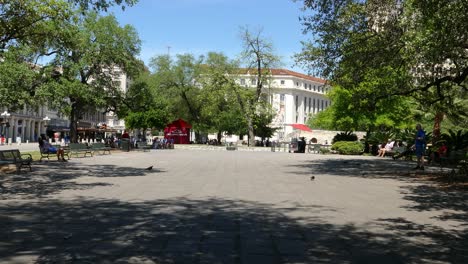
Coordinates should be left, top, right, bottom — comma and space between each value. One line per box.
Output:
310, 176, 315, 181
145, 166, 153, 171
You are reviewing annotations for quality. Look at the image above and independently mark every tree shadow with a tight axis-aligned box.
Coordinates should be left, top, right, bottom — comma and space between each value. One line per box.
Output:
0, 197, 466, 263
285, 157, 417, 180
286, 157, 468, 232
0, 162, 165, 200
400, 184, 468, 226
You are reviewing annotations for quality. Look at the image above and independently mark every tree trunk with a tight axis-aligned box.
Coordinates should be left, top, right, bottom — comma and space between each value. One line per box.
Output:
217, 131, 222, 144
70, 103, 79, 143
247, 116, 255, 147
432, 112, 444, 144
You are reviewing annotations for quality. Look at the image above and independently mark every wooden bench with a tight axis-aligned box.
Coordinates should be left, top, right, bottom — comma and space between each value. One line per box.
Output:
385, 146, 406, 157
69, 143, 93, 158
0, 149, 32, 174
39, 146, 54, 161
307, 144, 321, 154
39, 145, 70, 161
136, 141, 152, 152
90, 143, 111, 155
53, 144, 70, 160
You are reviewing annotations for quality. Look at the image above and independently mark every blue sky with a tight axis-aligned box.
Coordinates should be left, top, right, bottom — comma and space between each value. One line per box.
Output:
109, 0, 310, 73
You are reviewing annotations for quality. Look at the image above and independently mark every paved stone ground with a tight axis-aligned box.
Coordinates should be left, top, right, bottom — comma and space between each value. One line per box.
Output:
0, 148, 467, 264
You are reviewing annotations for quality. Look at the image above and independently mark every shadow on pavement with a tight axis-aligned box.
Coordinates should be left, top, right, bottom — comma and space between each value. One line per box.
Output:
0, 162, 165, 200
0, 197, 467, 263
285, 158, 417, 179
286, 157, 468, 239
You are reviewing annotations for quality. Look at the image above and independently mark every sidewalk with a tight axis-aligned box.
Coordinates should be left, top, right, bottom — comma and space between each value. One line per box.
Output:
0, 149, 467, 263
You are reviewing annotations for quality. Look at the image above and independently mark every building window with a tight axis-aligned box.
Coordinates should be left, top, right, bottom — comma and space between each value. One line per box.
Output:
309, 84, 312, 90
251, 78, 256, 85
304, 97, 307, 113
280, 80, 285, 85
296, 82, 299, 86
240, 79, 245, 85
322, 86, 324, 93
313, 85, 316, 91
295, 95, 299, 112
280, 94, 285, 102
313, 98, 316, 113
308, 98, 311, 112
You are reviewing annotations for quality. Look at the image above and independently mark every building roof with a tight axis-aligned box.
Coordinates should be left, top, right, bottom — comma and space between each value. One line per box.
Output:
238, 68, 327, 84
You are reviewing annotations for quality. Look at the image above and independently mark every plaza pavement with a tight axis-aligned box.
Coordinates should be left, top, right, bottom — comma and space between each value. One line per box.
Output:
0, 145, 467, 263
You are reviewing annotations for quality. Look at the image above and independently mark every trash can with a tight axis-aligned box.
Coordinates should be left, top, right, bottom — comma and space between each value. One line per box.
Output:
289, 139, 298, 153
121, 138, 130, 152
271, 141, 276, 152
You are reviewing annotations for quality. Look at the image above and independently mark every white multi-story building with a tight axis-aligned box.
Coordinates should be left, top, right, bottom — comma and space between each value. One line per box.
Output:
236, 68, 331, 140
104, 66, 131, 131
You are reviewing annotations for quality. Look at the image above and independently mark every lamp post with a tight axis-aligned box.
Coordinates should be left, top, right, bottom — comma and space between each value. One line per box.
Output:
43, 116, 50, 136
1, 111, 11, 145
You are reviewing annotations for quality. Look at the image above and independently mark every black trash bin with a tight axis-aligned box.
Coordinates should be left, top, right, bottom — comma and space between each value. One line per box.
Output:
121, 139, 130, 152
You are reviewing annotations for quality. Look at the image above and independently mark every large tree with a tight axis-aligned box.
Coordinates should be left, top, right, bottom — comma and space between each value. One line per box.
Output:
238, 27, 280, 146
295, 0, 468, 140
121, 73, 171, 131
37, 12, 142, 142
149, 54, 205, 138
198, 52, 248, 141
0, 0, 138, 111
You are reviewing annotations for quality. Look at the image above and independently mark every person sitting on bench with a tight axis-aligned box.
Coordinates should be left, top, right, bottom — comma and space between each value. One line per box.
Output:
39, 135, 67, 162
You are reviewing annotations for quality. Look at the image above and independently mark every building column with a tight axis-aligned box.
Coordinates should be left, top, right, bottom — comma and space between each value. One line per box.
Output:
25, 119, 32, 142
39, 121, 44, 136
7, 118, 16, 144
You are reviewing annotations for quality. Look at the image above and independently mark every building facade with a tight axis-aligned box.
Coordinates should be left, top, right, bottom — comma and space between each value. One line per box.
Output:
236, 68, 331, 140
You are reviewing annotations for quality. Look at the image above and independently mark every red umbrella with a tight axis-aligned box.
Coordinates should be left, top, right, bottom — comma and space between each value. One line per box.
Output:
291, 124, 312, 132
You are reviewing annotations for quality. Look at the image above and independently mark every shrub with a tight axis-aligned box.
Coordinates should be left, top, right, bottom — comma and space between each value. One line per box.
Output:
331, 141, 364, 155
332, 131, 358, 143
320, 147, 331, 154
440, 129, 468, 151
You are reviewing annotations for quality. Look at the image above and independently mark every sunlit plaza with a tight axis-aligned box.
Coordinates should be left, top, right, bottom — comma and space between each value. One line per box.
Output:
1, 146, 466, 263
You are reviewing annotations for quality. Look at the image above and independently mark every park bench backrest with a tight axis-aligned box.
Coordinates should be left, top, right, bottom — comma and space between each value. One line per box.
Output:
0, 149, 20, 161
69, 143, 87, 150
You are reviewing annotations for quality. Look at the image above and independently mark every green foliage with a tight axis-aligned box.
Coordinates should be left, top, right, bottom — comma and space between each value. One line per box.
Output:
440, 129, 468, 151
365, 131, 396, 146
36, 11, 142, 142
309, 84, 414, 132
149, 53, 204, 128
320, 147, 331, 154
120, 74, 170, 130
125, 109, 168, 130
295, 0, 468, 136
0, 48, 40, 111
307, 108, 334, 130
0, 0, 140, 114
332, 131, 358, 144
238, 27, 281, 146
253, 102, 277, 139
331, 141, 364, 155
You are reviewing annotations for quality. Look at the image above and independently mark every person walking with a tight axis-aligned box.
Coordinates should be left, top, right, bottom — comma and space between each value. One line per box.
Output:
413, 124, 426, 170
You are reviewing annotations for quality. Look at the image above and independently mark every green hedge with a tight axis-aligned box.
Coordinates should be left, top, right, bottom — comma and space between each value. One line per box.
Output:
331, 141, 364, 155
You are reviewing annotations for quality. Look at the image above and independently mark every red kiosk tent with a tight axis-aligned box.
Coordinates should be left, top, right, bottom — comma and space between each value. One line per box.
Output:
164, 119, 192, 144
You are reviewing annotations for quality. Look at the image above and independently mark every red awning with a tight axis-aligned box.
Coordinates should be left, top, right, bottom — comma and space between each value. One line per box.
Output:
291, 124, 312, 132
